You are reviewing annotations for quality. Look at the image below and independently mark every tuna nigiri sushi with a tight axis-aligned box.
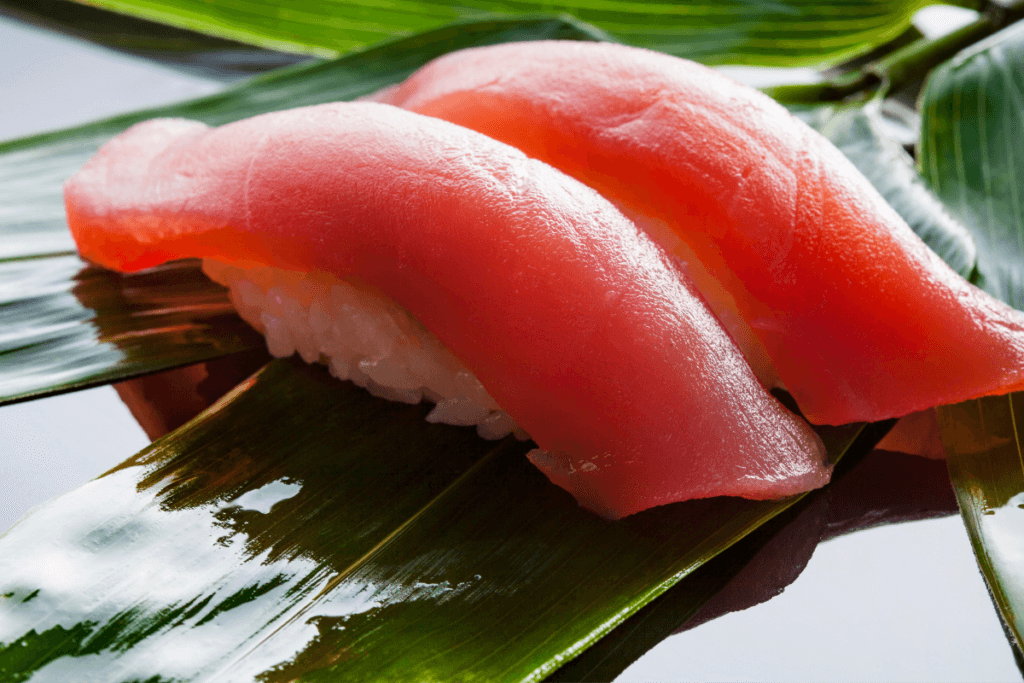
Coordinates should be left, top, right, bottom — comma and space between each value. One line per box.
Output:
63, 102, 829, 519
377, 41, 1024, 426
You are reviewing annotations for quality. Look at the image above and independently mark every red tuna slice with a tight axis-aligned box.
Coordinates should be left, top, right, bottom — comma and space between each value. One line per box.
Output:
64, 102, 828, 519
376, 41, 1024, 426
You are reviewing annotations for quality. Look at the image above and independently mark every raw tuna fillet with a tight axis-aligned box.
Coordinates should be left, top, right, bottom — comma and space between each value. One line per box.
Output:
63, 102, 828, 519
377, 41, 1024, 425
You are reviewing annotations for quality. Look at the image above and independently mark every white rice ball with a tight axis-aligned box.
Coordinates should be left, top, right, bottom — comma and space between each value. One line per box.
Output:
202, 259, 530, 441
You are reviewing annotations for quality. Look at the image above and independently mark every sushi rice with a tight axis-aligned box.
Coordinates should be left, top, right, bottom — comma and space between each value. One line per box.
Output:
202, 259, 530, 441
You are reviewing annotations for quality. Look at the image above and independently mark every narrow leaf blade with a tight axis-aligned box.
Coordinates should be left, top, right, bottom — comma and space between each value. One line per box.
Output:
0, 0, 306, 81
919, 28, 1024, 657
938, 393, 1024, 654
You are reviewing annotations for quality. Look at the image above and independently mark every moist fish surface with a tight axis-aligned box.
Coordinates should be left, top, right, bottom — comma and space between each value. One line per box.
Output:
377, 40, 1024, 426
64, 101, 829, 519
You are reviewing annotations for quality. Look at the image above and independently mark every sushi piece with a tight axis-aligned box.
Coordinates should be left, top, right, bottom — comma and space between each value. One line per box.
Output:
63, 102, 829, 519
376, 41, 1024, 426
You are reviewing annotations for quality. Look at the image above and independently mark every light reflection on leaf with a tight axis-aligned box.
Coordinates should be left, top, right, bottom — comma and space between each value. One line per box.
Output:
0, 359, 867, 681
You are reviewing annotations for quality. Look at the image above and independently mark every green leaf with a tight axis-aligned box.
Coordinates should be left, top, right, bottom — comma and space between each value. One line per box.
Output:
764, 13, 1009, 106
73, 0, 936, 67
0, 16, 610, 405
0, 0, 307, 81
938, 393, 1024, 659
797, 102, 977, 279
0, 15, 610, 263
0, 358, 866, 681
0, 256, 262, 405
919, 20, 1024, 308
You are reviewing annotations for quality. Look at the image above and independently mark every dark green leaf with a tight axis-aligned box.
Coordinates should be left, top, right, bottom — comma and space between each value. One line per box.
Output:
0, 358, 864, 682
0, 15, 610, 262
938, 393, 1024, 659
74, 0, 937, 67
797, 102, 977, 279
0, 256, 262, 405
919, 20, 1024, 307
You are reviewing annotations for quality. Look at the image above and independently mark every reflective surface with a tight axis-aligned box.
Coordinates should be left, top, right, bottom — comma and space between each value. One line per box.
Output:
0, 12, 1021, 682
0, 385, 147, 531
0, 257, 264, 404
625, 516, 1016, 682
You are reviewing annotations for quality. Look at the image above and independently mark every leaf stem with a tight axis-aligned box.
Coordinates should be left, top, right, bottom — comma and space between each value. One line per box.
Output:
870, 11, 1009, 95
766, 3, 1024, 103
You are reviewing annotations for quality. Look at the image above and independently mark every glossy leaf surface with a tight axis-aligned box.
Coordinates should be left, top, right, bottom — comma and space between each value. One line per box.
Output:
938, 393, 1024, 656
798, 102, 978, 280
73, 0, 934, 66
0, 15, 610, 262
920, 20, 1024, 309
0, 358, 864, 682
0, 256, 262, 405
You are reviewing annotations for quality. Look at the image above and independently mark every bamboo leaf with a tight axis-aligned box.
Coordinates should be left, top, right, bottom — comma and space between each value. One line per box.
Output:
0, 16, 609, 405
919, 19, 1024, 308
71, 0, 937, 67
938, 393, 1024, 658
0, 257, 262, 405
797, 102, 977, 279
0, 358, 866, 682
